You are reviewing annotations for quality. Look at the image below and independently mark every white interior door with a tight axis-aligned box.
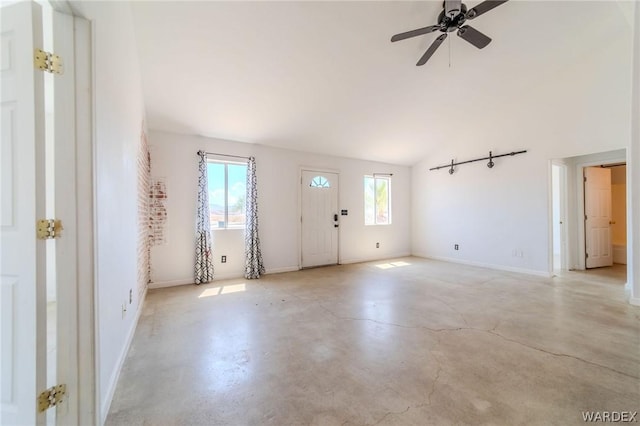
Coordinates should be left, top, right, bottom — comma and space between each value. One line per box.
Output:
584, 167, 613, 268
1, 2, 47, 425
301, 171, 339, 268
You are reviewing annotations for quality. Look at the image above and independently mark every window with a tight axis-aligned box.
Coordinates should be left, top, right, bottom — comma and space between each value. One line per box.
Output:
208, 161, 247, 229
310, 175, 330, 188
364, 175, 391, 225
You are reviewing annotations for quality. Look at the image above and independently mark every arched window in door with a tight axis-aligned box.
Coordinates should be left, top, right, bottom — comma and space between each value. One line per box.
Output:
310, 175, 330, 188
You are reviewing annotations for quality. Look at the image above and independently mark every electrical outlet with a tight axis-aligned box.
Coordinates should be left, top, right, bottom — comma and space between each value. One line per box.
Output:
129, 289, 132, 304
376, 242, 380, 248
454, 244, 459, 250
221, 255, 227, 263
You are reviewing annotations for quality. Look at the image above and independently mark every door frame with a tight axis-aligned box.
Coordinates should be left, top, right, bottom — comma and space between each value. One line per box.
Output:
46, 3, 96, 424
71, 15, 97, 426
549, 160, 568, 275
298, 167, 340, 269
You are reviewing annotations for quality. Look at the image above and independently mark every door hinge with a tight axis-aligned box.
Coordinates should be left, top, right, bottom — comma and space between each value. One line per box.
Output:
38, 384, 66, 412
584, 176, 587, 182
586, 252, 589, 258
37, 219, 63, 239
34, 49, 63, 74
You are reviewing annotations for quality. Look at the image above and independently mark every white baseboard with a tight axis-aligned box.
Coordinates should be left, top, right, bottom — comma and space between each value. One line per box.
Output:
149, 271, 246, 289
627, 282, 640, 306
413, 254, 551, 278
149, 267, 303, 288
613, 244, 627, 264
340, 252, 412, 265
101, 286, 147, 424
148, 278, 193, 289
265, 266, 299, 275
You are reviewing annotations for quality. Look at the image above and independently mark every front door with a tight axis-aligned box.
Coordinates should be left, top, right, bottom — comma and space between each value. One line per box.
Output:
301, 171, 339, 268
584, 167, 613, 268
1, 2, 47, 424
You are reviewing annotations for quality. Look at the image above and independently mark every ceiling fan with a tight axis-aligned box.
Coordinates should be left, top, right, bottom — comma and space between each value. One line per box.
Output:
391, 0, 508, 66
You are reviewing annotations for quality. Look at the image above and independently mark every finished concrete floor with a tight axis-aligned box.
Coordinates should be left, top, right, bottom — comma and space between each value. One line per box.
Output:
106, 258, 639, 425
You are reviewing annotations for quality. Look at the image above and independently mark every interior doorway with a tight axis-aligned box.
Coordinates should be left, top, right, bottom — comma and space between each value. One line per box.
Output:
584, 163, 627, 270
583, 162, 627, 269
584, 166, 614, 268
551, 163, 567, 272
550, 149, 628, 288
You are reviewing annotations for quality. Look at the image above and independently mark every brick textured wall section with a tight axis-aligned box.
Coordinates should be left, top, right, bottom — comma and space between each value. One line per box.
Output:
149, 179, 168, 245
137, 128, 151, 300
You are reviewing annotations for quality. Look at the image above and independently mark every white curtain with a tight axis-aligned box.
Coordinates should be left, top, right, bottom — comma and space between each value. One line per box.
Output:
195, 151, 214, 284
244, 157, 265, 279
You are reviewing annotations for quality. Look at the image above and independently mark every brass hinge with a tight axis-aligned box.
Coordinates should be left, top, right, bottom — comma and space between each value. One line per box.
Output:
586, 253, 589, 258
34, 49, 63, 74
37, 219, 63, 239
38, 384, 66, 412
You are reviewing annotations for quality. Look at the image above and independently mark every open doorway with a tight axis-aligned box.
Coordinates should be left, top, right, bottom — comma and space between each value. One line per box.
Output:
582, 162, 627, 286
550, 149, 628, 288
583, 164, 626, 270
551, 162, 567, 273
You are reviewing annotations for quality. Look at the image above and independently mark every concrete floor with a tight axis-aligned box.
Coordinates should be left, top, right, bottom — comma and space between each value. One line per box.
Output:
106, 257, 639, 425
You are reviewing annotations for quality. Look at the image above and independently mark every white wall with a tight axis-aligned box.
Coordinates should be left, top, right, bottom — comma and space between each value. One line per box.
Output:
69, 1, 146, 422
149, 131, 411, 287
411, 17, 633, 277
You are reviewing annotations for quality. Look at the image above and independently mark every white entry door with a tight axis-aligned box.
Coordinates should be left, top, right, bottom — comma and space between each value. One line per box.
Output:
584, 167, 613, 268
1, 2, 47, 425
301, 170, 339, 268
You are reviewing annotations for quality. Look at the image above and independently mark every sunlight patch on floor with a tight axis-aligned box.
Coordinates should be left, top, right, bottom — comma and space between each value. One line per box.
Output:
198, 283, 247, 298
375, 261, 411, 269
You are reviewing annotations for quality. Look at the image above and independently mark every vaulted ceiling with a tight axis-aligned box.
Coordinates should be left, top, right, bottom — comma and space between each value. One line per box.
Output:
130, 1, 635, 165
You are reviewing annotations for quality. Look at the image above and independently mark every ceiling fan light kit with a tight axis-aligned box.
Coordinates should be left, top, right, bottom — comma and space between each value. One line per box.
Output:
391, 0, 509, 66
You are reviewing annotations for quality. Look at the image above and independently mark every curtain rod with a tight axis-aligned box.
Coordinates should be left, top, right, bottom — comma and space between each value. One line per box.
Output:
430, 150, 527, 175
197, 150, 251, 160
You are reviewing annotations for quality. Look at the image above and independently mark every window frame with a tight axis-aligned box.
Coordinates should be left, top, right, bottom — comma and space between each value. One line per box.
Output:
364, 174, 392, 226
207, 159, 247, 230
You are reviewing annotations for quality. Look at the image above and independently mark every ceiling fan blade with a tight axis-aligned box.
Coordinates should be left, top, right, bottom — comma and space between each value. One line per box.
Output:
416, 33, 447, 66
466, 0, 508, 20
457, 25, 491, 49
391, 25, 440, 42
